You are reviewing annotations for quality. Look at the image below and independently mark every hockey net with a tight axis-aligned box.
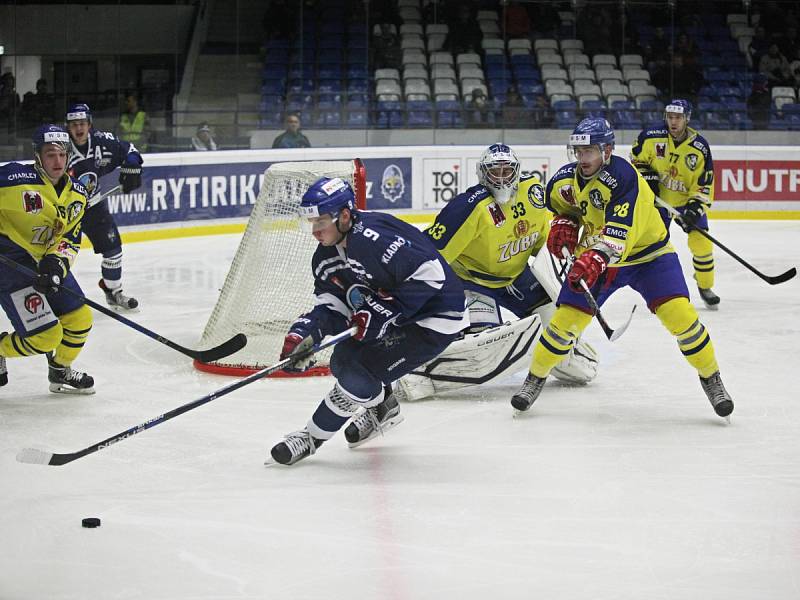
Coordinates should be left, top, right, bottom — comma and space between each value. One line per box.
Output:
194, 159, 366, 377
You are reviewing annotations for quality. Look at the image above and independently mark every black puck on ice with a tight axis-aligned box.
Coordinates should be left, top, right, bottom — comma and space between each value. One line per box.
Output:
81, 517, 101, 528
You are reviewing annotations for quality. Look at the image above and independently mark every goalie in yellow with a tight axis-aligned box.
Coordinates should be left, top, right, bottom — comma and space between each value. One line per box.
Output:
0, 125, 95, 394
630, 99, 720, 308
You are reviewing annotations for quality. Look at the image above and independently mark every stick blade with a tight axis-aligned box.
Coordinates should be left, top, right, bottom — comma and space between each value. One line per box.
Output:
766, 267, 797, 285
195, 333, 248, 362
608, 305, 637, 342
16, 448, 55, 465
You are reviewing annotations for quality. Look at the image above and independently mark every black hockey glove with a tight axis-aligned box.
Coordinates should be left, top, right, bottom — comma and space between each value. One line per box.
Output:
119, 162, 142, 193
34, 255, 68, 295
677, 200, 705, 233
639, 168, 661, 196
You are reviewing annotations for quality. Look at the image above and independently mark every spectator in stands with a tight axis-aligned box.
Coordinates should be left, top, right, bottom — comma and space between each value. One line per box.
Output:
0, 72, 20, 133
466, 88, 493, 128
191, 123, 218, 151
272, 112, 311, 148
653, 55, 703, 104
747, 73, 771, 129
748, 26, 772, 71
673, 32, 698, 67
372, 23, 401, 70
789, 47, 800, 87
580, 10, 614, 56
504, 2, 530, 39
443, 5, 482, 55
646, 27, 671, 72
20, 78, 56, 133
759, 43, 792, 88
117, 93, 151, 152
501, 87, 528, 128
530, 95, 553, 128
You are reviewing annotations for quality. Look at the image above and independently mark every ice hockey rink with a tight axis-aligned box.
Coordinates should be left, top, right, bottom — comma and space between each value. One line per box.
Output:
1, 220, 798, 600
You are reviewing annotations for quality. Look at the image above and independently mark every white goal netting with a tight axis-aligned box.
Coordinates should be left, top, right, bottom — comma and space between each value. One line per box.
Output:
196, 160, 365, 376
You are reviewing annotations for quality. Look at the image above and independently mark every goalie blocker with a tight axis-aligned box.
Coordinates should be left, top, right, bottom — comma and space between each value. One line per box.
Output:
394, 250, 599, 402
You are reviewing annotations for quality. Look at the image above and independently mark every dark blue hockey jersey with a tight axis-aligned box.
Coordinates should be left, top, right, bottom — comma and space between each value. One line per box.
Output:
67, 129, 142, 202
305, 211, 468, 337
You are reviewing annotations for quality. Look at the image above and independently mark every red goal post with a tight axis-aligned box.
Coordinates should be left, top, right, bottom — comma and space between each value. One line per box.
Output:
194, 159, 366, 377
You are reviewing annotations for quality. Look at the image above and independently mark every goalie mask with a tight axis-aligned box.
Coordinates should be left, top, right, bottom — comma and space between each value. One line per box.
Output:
299, 176, 356, 234
477, 143, 521, 205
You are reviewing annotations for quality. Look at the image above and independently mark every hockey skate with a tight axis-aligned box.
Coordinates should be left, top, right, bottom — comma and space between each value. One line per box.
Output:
698, 287, 720, 310
699, 371, 734, 419
267, 428, 324, 466
344, 389, 404, 449
0, 355, 7, 387
48, 355, 95, 394
99, 279, 139, 311
510, 373, 547, 412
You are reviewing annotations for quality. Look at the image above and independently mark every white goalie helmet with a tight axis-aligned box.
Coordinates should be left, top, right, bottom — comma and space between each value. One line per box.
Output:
477, 143, 521, 205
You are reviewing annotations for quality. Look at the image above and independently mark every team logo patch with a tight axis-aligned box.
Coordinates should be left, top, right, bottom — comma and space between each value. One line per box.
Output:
381, 164, 405, 203
78, 172, 98, 196
23, 191, 43, 214
67, 200, 84, 222
24, 292, 45, 314
487, 202, 506, 227
589, 189, 604, 209
513, 219, 530, 238
527, 183, 545, 208
685, 154, 698, 170
655, 143, 666, 158
559, 185, 576, 206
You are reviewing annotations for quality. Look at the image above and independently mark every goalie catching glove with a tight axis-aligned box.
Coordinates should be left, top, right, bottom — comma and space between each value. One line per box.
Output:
33, 255, 68, 295
546, 216, 579, 257
350, 294, 401, 342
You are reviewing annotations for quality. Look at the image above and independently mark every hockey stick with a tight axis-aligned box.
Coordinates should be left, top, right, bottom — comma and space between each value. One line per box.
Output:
87, 184, 122, 208
0, 254, 246, 362
561, 247, 635, 342
655, 196, 796, 285
17, 326, 358, 466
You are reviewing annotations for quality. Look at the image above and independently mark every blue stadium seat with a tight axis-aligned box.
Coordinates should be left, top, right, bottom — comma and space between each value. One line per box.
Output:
260, 111, 283, 127
704, 112, 730, 129
555, 110, 577, 128
347, 79, 369, 94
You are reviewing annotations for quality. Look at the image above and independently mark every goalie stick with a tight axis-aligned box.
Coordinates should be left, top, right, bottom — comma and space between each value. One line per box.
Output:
655, 196, 796, 285
561, 247, 635, 342
0, 254, 246, 363
16, 326, 358, 466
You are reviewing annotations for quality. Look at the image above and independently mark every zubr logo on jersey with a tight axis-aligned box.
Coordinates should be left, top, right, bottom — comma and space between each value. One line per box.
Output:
381, 165, 405, 203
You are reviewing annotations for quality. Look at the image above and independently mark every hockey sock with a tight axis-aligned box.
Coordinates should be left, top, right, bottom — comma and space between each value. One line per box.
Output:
688, 230, 715, 289
529, 305, 591, 378
52, 305, 92, 367
307, 384, 361, 440
655, 297, 719, 378
101, 251, 123, 289
0, 324, 62, 358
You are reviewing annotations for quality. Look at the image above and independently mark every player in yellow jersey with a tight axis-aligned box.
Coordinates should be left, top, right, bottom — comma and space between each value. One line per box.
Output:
511, 118, 734, 420
630, 99, 720, 308
0, 125, 95, 394
391, 144, 598, 404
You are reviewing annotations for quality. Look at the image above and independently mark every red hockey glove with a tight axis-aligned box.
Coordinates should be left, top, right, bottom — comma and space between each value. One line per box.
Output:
350, 294, 401, 342
567, 250, 608, 292
547, 216, 580, 257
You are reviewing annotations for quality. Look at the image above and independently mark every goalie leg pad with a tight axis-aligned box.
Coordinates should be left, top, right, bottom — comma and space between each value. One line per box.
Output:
394, 314, 543, 402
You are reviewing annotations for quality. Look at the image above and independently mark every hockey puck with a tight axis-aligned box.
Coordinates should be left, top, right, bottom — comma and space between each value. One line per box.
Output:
81, 517, 101, 528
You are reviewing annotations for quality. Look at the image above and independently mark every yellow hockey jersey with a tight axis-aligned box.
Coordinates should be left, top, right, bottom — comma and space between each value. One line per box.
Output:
629, 125, 715, 209
0, 162, 88, 266
545, 156, 673, 266
425, 175, 549, 288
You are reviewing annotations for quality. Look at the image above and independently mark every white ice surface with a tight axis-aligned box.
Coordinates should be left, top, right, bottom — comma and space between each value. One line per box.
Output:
1, 221, 799, 600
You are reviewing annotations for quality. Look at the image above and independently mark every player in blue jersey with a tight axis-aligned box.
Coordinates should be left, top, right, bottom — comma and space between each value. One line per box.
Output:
511, 118, 734, 420
267, 177, 469, 466
65, 103, 143, 311
0, 125, 95, 393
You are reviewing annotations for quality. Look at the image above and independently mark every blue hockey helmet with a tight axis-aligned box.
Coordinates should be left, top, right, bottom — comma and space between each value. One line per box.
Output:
65, 103, 92, 124
569, 117, 615, 150
32, 124, 71, 179
665, 99, 692, 122
299, 177, 356, 232
477, 143, 521, 204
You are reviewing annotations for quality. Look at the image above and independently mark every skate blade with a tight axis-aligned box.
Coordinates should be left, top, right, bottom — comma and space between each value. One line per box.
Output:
49, 383, 96, 395
347, 415, 405, 449
703, 303, 719, 311
105, 303, 140, 314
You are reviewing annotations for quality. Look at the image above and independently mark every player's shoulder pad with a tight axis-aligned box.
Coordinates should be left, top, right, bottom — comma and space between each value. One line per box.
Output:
0, 162, 40, 188
69, 178, 88, 198
640, 125, 668, 139
549, 163, 576, 184
689, 131, 711, 158
437, 183, 491, 218
597, 156, 637, 191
